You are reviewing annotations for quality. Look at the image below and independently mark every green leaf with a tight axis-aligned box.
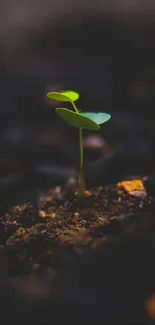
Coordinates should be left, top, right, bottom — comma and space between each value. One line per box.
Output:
80, 112, 111, 125
56, 108, 100, 130
47, 90, 79, 102
61, 90, 79, 101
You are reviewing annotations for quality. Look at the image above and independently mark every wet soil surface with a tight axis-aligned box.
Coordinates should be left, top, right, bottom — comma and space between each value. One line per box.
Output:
0, 177, 154, 324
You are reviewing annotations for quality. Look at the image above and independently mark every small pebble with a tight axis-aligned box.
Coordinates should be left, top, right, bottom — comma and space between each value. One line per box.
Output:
41, 230, 46, 234
74, 212, 79, 217
74, 190, 91, 197
13, 220, 18, 225
38, 210, 46, 218
55, 186, 62, 194
84, 190, 92, 197
139, 200, 143, 208
110, 216, 118, 221
50, 213, 56, 219
81, 219, 86, 224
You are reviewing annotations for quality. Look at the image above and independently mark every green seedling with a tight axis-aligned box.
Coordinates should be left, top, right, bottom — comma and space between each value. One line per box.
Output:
47, 90, 111, 197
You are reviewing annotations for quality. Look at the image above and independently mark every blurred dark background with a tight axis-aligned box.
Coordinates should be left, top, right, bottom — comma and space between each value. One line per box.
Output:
0, 0, 155, 203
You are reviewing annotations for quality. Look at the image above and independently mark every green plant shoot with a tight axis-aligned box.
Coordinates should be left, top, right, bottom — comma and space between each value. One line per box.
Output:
47, 90, 111, 196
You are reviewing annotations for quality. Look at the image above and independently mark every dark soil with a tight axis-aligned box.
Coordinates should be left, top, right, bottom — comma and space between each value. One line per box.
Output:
0, 177, 154, 324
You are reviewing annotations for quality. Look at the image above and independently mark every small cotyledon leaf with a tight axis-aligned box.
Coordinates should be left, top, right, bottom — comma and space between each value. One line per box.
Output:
80, 112, 111, 125
47, 90, 79, 102
56, 108, 100, 130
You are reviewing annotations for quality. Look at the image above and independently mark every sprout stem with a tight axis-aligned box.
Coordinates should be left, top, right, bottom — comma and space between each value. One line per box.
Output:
71, 101, 79, 114
79, 127, 85, 196
71, 101, 85, 196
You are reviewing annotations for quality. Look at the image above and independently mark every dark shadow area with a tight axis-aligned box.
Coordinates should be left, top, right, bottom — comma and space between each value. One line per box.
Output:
0, 2, 155, 323
0, 213, 155, 324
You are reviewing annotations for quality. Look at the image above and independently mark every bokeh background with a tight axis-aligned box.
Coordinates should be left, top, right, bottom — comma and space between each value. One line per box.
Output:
0, 0, 155, 203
